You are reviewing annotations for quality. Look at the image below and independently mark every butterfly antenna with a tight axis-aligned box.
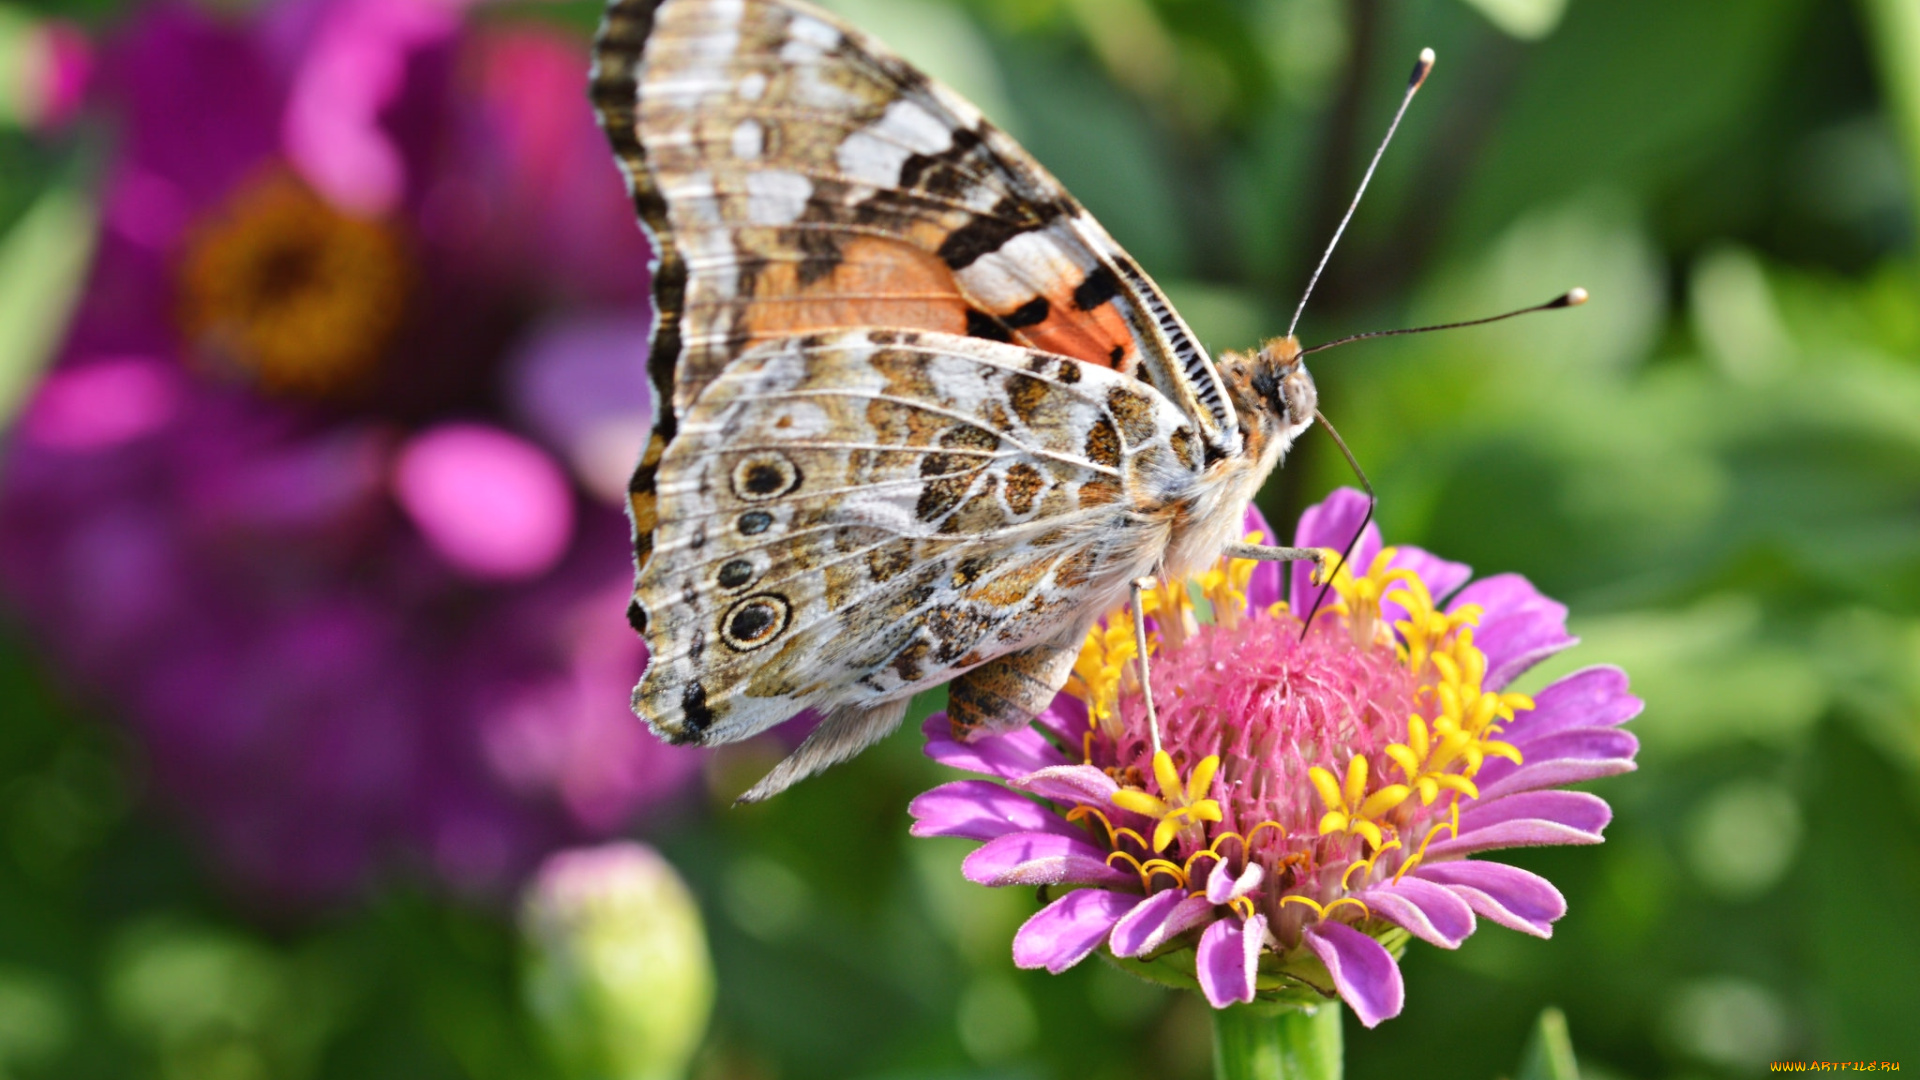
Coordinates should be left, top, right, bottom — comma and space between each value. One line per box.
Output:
1303, 288, 1588, 356
1300, 410, 1375, 641
1287, 47, 1436, 340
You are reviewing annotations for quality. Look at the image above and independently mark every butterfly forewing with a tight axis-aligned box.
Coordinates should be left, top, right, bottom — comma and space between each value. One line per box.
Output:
591, 0, 1239, 449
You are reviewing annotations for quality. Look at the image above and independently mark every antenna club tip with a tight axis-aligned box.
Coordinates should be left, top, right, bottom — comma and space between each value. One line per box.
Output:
1411, 47, 1436, 86
1566, 287, 1589, 307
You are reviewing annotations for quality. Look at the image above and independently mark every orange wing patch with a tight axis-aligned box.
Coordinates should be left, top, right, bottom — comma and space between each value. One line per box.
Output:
732, 236, 971, 341
994, 263, 1137, 372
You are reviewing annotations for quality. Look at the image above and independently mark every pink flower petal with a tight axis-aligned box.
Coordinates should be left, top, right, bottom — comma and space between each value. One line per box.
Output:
1505, 666, 1642, 743
1389, 546, 1472, 605
921, 714, 1068, 778
1414, 860, 1566, 938
1425, 791, 1611, 857
1205, 857, 1264, 904
1473, 755, 1638, 803
1303, 921, 1403, 1028
505, 315, 654, 506
1035, 692, 1087, 742
392, 424, 574, 581
1355, 876, 1475, 948
1458, 790, 1612, 835
284, 0, 465, 216
1473, 729, 1639, 800
1289, 488, 1382, 612
20, 357, 181, 451
908, 781, 1080, 841
1010, 764, 1118, 808
1109, 889, 1216, 957
1448, 573, 1575, 689
1013, 888, 1138, 974
962, 832, 1135, 888
1197, 914, 1264, 1008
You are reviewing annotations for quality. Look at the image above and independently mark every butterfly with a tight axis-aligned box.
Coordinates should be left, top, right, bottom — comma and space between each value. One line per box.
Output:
591, 0, 1340, 801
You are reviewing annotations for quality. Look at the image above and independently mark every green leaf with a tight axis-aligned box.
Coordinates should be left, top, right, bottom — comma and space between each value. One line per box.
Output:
0, 182, 95, 430
1514, 1007, 1579, 1080
1454, 0, 1569, 40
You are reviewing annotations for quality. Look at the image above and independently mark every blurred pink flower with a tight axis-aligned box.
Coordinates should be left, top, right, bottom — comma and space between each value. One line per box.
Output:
0, 0, 690, 903
393, 424, 575, 581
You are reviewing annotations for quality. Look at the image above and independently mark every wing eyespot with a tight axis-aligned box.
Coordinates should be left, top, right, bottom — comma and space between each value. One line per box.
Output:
731, 451, 803, 500
717, 559, 756, 590
723, 594, 793, 652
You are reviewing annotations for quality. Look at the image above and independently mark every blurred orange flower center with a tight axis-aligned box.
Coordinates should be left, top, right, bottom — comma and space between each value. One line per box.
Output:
177, 167, 410, 397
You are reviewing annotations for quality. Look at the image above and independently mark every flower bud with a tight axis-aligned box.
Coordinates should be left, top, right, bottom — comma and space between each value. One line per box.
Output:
0, 13, 91, 130
520, 842, 714, 1080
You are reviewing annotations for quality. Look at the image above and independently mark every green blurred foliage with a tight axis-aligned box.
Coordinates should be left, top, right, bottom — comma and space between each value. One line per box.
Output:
5, 0, 1920, 1077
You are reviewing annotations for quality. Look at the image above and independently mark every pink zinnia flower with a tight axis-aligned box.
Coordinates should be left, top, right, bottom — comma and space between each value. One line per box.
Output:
910, 489, 1640, 1026
0, 1, 697, 901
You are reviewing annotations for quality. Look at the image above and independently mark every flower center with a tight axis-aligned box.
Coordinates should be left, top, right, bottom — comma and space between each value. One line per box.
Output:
177, 167, 410, 398
1063, 545, 1534, 936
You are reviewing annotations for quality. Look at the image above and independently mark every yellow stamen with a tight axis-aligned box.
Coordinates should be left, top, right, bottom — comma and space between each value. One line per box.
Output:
1280, 895, 1326, 916
1392, 804, 1462, 883
1105, 849, 1155, 891
1385, 714, 1484, 805
1277, 895, 1370, 922
1311, 756, 1410, 850
1066, 805, 1150, 853
1386, 572, 1482, 674
1111, 751, 1225, 853
1323, 897, 1371, 920
1340, 839, 1401, 890
1314, 546, 1418, 648
1065, 612, 1142, 740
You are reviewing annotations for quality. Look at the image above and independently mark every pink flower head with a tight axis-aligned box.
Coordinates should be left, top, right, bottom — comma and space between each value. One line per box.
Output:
911, 490, 1640, 1026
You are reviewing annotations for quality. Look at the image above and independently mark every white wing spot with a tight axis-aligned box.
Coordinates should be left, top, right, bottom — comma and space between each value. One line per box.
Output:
738, 71, 768, 101
731, 119, 765, 161
780, 16, 842, 63
663, 171, 722, 226
744, 171, 814, 226
836, 99, 954, 186
955, 228, 1093, 310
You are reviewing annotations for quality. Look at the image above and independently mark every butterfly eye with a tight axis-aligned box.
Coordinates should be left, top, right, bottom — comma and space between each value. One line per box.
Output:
1282, 368, 1319, 427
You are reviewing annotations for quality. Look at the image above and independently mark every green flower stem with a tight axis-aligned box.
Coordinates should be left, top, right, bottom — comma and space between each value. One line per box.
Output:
1211, 1001, 1342, 1080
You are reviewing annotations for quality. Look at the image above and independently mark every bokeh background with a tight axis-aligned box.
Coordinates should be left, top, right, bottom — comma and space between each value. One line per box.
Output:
1, 0, 1917, 1077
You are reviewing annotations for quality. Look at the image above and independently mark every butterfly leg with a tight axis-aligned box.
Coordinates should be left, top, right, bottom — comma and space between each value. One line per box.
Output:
1128, 547, 1325, 757
948, 643, 1081, 742
1130, 577, 1163, 757
1221, 542, 1327, 568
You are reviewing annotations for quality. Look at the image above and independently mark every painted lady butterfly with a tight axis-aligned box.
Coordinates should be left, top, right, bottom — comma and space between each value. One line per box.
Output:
592, 0, 1378, 800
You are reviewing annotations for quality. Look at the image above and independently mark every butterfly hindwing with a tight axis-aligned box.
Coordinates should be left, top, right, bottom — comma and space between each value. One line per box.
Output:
631, 329, 1206, 747
591, 0, 1241, 458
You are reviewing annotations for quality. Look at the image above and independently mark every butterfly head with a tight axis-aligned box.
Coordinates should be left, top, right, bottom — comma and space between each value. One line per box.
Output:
1221, 335, 1318, 455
